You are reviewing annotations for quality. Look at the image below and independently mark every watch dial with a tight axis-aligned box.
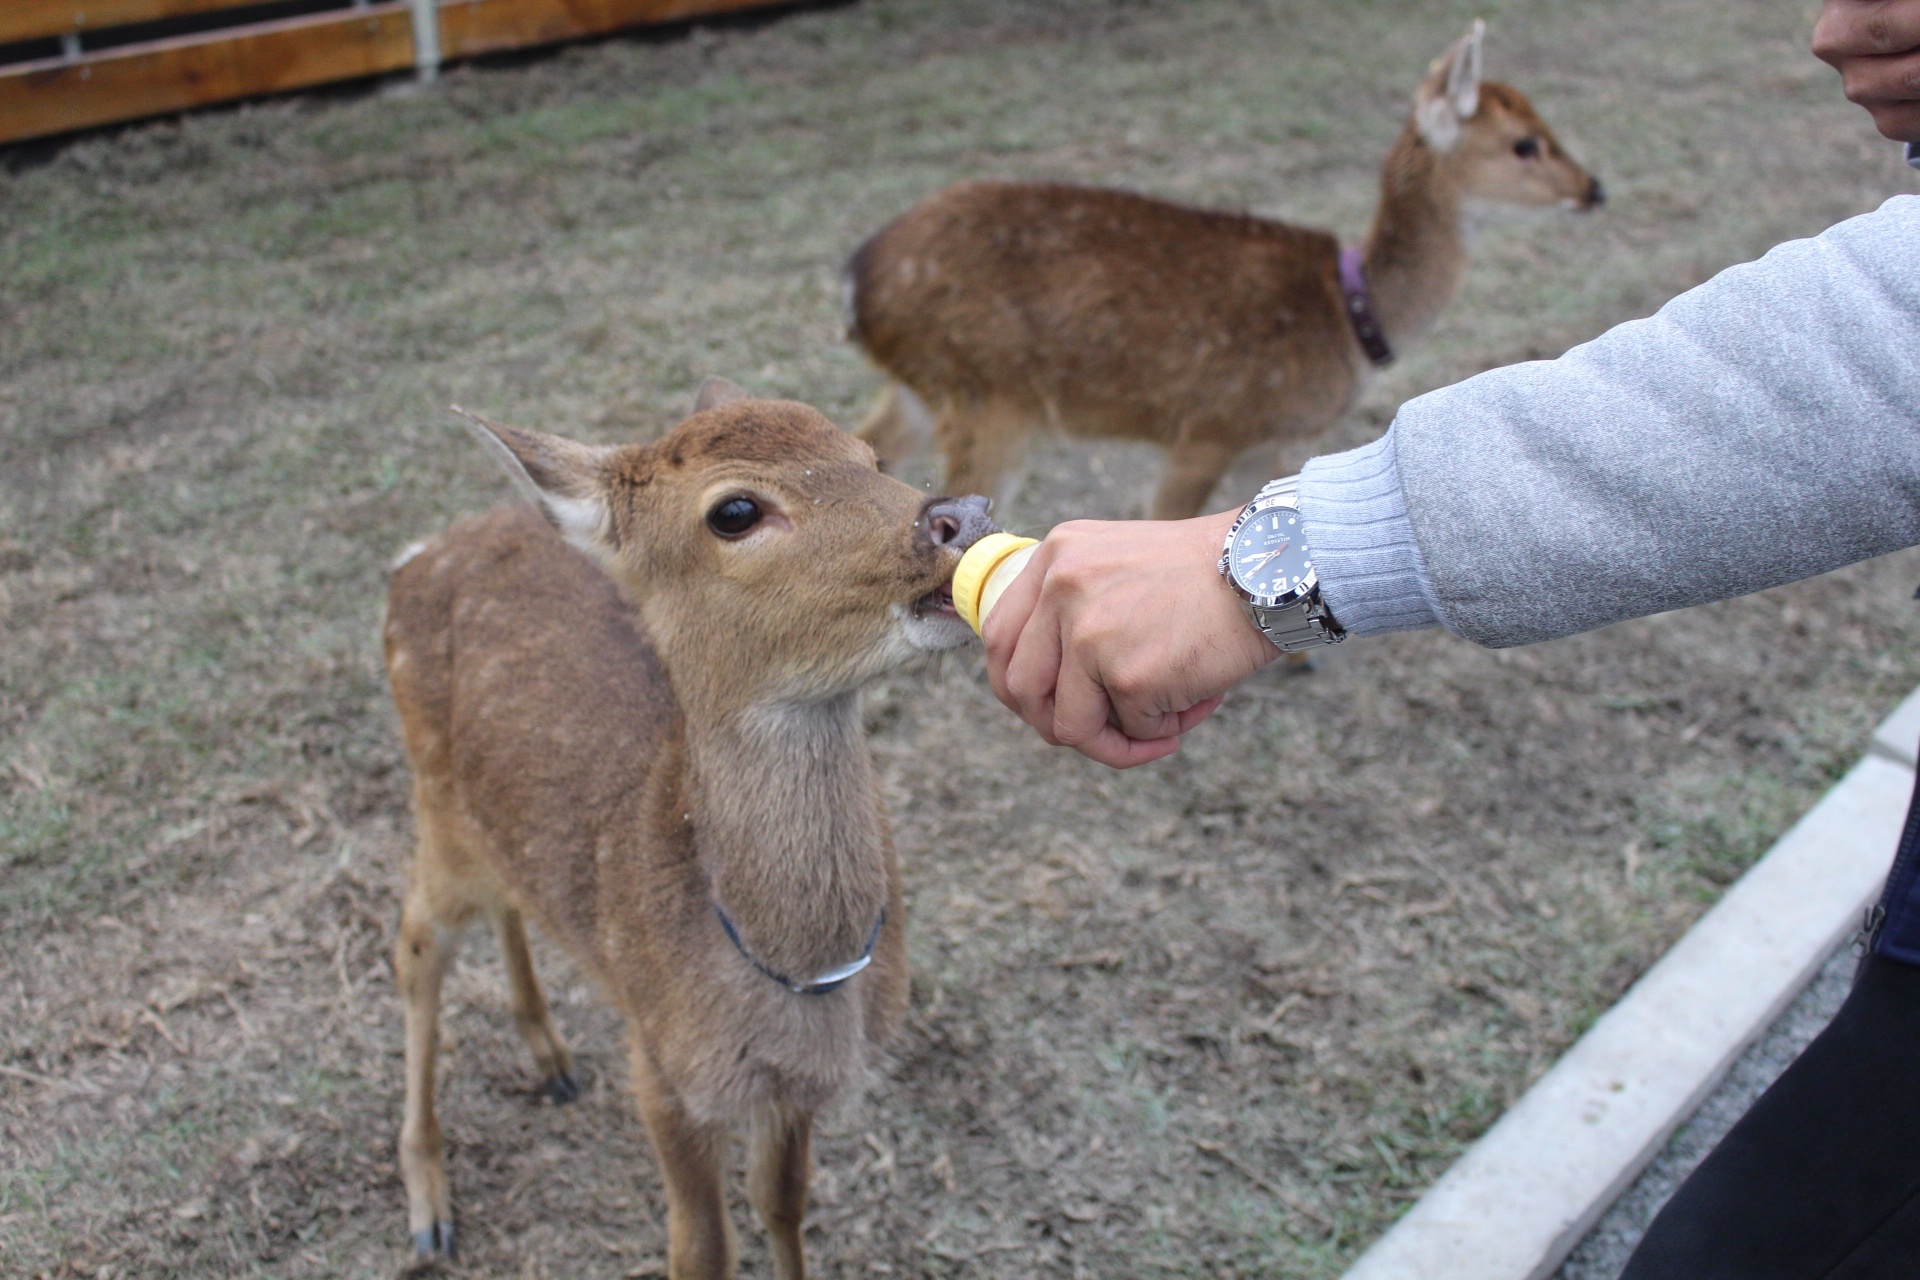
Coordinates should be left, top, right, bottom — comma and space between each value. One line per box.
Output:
1229, 507, 1313, 601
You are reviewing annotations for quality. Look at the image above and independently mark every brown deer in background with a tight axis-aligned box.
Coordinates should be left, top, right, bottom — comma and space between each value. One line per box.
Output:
383, 379, 993, 1277
847, 21, 1603, 519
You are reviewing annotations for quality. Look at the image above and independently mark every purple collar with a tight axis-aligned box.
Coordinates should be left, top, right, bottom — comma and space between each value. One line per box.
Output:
1338, 247, 1394, 367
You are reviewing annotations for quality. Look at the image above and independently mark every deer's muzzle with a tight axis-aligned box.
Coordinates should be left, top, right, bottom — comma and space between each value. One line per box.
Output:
912, 494, 998, 619
922, 495, 997, 552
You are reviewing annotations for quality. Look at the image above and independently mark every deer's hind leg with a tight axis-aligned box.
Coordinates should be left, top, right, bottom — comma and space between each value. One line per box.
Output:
395, 848, 475, 1258
855, 382, 936, 471
628, 1037, 737, 1280
748, 1104, 813, 1280
494, 904, 579, 1103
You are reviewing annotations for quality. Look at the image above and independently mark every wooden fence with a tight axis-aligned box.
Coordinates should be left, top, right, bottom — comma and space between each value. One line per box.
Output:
0, 0, 786, 145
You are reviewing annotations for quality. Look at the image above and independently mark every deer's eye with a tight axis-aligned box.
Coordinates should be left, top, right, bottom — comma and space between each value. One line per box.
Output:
1513, 137, 1541, 159
706, 497, 763, 538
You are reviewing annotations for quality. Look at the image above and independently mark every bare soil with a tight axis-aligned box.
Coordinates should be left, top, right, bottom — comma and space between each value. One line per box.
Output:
3, 1, 1918, 1277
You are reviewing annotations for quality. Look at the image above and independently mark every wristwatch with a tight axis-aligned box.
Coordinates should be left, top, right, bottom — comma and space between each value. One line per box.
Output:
1219, 476, 1346, 653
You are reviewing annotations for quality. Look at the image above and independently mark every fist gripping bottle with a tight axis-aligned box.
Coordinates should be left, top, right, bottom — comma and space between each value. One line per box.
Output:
951, 532, 1040, 636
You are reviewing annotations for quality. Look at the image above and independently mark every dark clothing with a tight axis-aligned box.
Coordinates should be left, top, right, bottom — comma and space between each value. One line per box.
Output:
1619, 954, 1920, 1279
1620, 761, 1920, 1280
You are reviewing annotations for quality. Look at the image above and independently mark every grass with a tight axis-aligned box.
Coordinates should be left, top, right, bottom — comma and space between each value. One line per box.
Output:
2, 0, 1919, 1276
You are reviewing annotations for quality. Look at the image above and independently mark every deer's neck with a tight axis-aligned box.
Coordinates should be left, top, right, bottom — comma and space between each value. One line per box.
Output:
682, 692, 891, 982
1360, 127, 1470, 348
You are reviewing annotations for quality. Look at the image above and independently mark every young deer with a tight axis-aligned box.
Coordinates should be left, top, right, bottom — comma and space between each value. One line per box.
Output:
383, 379, 993, 1277
847, 22, 1603, 519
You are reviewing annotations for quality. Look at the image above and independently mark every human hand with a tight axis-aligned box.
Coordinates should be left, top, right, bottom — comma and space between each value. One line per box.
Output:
981, 509, 1280, 770
1815, 0, 1920, 142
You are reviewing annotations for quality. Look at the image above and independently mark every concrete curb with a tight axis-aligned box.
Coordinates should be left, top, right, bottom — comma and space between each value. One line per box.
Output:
1340, 689, 1920, 1280
1871, 688, 1920, 770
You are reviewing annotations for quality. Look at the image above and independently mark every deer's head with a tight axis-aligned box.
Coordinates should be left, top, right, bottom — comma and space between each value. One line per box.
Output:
459, 379, 991, 710
1414, 21, 1604, 211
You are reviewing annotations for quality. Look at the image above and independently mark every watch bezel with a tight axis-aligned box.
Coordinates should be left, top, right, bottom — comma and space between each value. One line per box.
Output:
1219, 492, 1318, 610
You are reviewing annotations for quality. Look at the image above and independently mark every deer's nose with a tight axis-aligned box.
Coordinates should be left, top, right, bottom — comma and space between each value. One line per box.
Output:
923, 495, 997, 551
1584, 176, 1606, 208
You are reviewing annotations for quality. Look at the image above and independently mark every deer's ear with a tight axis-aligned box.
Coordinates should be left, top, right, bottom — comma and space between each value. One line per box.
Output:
1416, 19, 1485, 150
1448, 20, 1485, 118
693, 376, 752, 414
453, 406, 617, 552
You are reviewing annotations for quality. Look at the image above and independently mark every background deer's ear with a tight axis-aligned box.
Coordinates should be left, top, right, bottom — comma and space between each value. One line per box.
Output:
452, 406, 617, 552
1416, 19, 1485, 151
693, 376, 752, 413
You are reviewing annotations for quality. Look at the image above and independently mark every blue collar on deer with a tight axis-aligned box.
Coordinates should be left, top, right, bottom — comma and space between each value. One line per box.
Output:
1338, 246, 1394, 368
713, 900, 885, 996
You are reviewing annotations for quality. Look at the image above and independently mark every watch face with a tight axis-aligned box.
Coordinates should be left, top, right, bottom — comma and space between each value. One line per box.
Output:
1228, 504, 1314, 603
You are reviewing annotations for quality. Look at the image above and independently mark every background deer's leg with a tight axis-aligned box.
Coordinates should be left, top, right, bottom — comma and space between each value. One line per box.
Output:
628, 1036, 736, 1280
937, 399, 1031, 509
493, 904, 579, 1103
395, 868, 465, 1259
747, 1104, 812, 1280
1150, 435, 1239, 520
854, 382, 935, 470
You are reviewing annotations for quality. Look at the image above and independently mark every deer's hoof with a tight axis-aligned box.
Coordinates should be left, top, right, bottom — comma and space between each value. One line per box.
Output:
412, 1219, 456, 1261
543, 1071, 581, 1105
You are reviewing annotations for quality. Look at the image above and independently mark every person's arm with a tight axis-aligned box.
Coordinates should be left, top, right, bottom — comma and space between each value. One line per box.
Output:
985, 195, 1920, 767
1306, 194, 1920, 649
986, 0, 1920, 769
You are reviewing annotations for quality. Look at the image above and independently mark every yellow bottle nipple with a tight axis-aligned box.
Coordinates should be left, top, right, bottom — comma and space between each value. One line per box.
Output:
951, 532, 1041, 635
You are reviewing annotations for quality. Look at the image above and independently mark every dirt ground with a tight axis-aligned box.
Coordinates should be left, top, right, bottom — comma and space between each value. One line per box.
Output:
4, 1, 1918, 1277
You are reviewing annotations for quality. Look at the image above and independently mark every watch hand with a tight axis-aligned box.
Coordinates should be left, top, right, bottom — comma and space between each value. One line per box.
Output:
1246, 543, 1289, 573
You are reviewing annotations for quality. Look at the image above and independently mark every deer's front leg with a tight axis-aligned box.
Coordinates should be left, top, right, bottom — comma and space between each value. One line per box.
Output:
628, 1037, 736, 1280
1150, 434, 1239, 520
748, 1105, 813, 1280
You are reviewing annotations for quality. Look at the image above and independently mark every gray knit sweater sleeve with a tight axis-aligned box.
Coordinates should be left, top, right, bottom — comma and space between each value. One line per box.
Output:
1300, 193, 1920, 649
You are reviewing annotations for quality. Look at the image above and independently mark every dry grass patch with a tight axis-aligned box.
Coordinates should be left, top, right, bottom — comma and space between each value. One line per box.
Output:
3, 1, 1918, 1276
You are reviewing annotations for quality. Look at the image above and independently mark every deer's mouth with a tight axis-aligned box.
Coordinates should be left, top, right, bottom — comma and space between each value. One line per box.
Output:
912, 582, 957, 619
898, 567, 973, 653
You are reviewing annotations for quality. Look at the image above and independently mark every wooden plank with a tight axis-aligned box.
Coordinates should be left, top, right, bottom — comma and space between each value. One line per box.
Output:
0, 4, 414, 144
0, 0, 273, 46
438, 0, 785, 62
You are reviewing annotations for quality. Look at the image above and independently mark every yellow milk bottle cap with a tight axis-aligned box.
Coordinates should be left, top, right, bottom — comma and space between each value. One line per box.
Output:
952, 532, 1040, 634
